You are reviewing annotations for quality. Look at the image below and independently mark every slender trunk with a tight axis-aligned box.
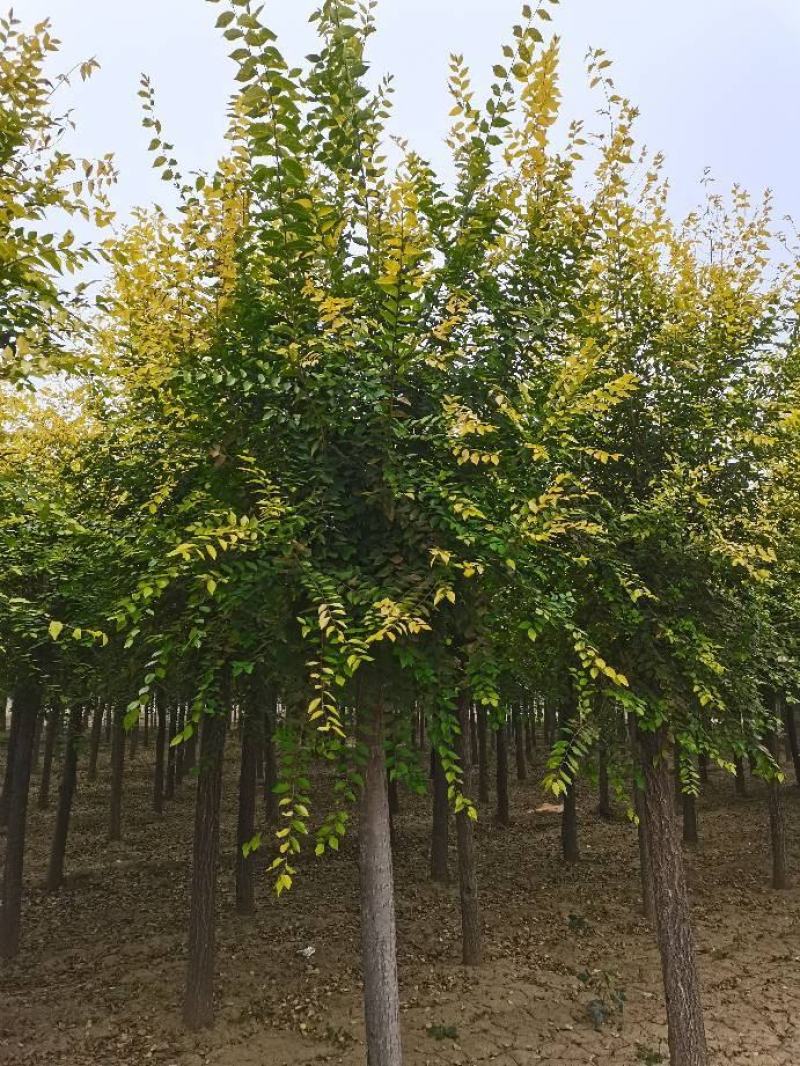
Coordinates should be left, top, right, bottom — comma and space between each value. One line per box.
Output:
235, 705, 258, 917
734, 756, 747, 798
143, 701, 151, 748
477, 704, 489, 804
184, 707, 227, 1030
129, 710, 139, 761
430, 747, 449, 884
782, 704, 800, 788
37, 705, 61, 810
513, 705, 526, 782
31, 706, 44, 773
767, 730, 788, 889
544, 703, 556, 748
154, 695, 166, 814
455, 691, 481, 965
698, 754, 708, 785
0, 697, 6, 733
359, 702, 403, 1066
263, 689, 278, 825
525, 707, 535, 756
470, 705, 479, 766
387, 773, 400, 817
165, 703, 177, 800
0, 676, 43, 959
0, 699, 21, 828
634, 777, 656, 924
638, 724, 708, 1066
176, 704, 187, 787
597, 742, 612, 820
45, 703, 83, 892
495, 719, 510, 826
87, 702, 104, 783
108, 706, 125, 842
682, 791, 699, 848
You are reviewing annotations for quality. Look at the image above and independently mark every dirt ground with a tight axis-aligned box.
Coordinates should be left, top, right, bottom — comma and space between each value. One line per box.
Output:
0, 734, 798, 1066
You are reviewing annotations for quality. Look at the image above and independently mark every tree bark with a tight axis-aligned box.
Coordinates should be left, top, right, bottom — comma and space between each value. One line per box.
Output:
108, 706, 125, 842
37, 705, 60, 810
698, 754, 708, 785
469, 705, 479, 766
513, 705, 527, 781
0, 697, 21, 828
682, 791, 699, 847
153, 694, 166, 814
263, 688, 278, 825
455, 691, 481, 966
45, 702, 83, 892
235, 703, 258, 916
766, 730, 788, 889
495, 718, 510, 826
184, 708, 227, 1030
87, 702, 104, 783
143, 701, 151, 748
165, 702, 177, 800
477, 704, 489, 804
358, 702, 403, 1066
0, 675, 43, 959
637, 724, 708, 1066
634, 777, 656, 924
176, 703, 187, 787
782, 704, 800, 788
0, 696, 6, 733
430, 747, 449, 884
561, 776, 580, 863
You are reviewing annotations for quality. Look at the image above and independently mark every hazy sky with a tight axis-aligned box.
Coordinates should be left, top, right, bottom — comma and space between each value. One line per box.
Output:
13, 0, 800, 226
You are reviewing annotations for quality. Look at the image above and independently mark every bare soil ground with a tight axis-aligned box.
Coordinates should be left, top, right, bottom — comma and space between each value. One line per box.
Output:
1, 735, 798, 1066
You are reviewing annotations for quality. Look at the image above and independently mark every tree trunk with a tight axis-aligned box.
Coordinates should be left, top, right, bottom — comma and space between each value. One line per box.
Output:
0, 698, 21, 828
358, 702, 403, 1066
87, 702, 104, 783
782, 704, 800, 788
766, 730, 788, 889
698, 754, 708, 785
470, 705, 479, 766
477, 704, 489, 804
682, 791, 699, 847
129, 710, 139, 761
734, 756, 747, 798
598, 741, 612, 820
154, 695, 166, 814
31, 706, 44, 773
561, 777, 580, 863
0, 676, 43, 959
235, 704, 258, 916
513, 705, 526, 782
37, 705, 61, 810
165, 703, 177, 800
430, 747, 449, 884
184, 708, 227, 1030
455, 691, 481, 966
108, 706, 125, 842
45, 703, 83, 892
0, 696, 6, 733
104, 703, 112, 745
544, 703, 556, 748
638, 724, 708, 1066
263, 688, 278, 825
495, 719, 510, 826
176, 703, 187, 787
525, 707, 536, 756
634, 777, 656, 924
143, 701, 151, 747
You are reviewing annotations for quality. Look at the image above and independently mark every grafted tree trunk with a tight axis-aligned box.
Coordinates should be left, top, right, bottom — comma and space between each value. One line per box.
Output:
87, 701, 104, 782
235, 701, 258, 916
45, 703, 83, 892
184, 707, 227, 1030
637, 723, 708, 1066
513, 705, 526, 781
430, 747, 449, 884
37, 705, 61, 810
766, 729, 788, 889
477, 704, 489, 804
455, 691, 481, 965
153, 695, 166, 814
358, 701, 403, 1066
495, 718, 510, 826
108, 706, 125, 842
782, 703, 800, 788
0, 675, 43, 959
597, 741, 612, 820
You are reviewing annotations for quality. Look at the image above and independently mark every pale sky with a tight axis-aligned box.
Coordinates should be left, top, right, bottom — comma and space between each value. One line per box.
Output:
13, 0, 800, 227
